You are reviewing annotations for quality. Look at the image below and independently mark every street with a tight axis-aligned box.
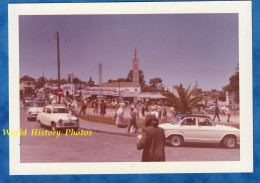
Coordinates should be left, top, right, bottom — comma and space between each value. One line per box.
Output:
20, 109, 240, 162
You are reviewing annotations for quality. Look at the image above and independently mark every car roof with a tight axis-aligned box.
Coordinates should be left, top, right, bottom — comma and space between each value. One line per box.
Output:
176, 114, 211, 119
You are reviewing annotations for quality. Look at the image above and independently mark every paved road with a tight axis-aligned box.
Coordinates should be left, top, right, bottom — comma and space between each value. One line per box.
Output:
20, 109, 240, 162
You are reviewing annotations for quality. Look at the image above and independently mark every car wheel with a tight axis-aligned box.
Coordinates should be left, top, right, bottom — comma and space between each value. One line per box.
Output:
223, 136, 237, 149
169, 135, 183, 147
51, 123, 57, 131
38, 120, 42, 127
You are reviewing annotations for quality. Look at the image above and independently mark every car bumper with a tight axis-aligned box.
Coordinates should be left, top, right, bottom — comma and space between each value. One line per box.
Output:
56, 122, 79, 129
27, 114, 38, 120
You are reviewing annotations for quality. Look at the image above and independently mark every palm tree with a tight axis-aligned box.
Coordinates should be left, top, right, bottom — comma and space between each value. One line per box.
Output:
161, 84, 204, 114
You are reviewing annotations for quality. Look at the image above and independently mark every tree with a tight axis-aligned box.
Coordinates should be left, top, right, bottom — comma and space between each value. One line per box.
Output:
107, 79, 116, 83
223, 64, 239, 103
126, 70, 145, 86
48, 78, 67, 85
161, 84, 204, 114
20, 75, 35, 82
149, 77, 163, 88
117, 78, 128, 82
87, 77, 95, 86
73, 77, 81, 84
142, 85, 158, 92
35, 76, 46, 89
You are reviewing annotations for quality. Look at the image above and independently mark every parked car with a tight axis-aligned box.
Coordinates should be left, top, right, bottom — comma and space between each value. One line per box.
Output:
37, 95, 45, 101
159, 114, 240, 148
27, 101, 45, 121
24, 97, 33, 106
37, 104, 79, 131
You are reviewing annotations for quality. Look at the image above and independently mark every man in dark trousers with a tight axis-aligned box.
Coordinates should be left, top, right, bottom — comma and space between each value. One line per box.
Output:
213, 104, 220, 121
137, 114, 165, 162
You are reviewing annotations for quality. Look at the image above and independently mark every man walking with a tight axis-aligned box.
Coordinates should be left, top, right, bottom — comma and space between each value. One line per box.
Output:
225, 107, 231, 122
137, 114, 165, 162
213, 104, 220, 121
100, 100, 106, 116
127, 105, 139, 133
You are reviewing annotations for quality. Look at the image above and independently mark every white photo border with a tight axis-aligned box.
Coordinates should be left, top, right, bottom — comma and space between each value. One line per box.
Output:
8, 1, 253, 175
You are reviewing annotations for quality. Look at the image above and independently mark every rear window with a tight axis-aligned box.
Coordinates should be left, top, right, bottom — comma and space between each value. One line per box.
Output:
31, 102, 44, 107
170, 117, 180, 124
53, 108, 68, 113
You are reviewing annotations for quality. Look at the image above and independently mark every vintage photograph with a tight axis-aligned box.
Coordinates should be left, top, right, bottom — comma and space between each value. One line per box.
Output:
9, 2, 252, 174
19, 13, 240, 162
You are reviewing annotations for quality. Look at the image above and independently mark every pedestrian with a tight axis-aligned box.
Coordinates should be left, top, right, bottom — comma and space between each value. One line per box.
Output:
225, 107, 231, 122
127, 105, 139, 133
23, 99, 26, 110
100, 100, 106, 116
80, 99, 87, 115
137, 114, 165, 162
93, 100, 98, 113
115, 103, 125, 127
141, 103, 145, 117
150, 105, 159, 120
158, 106, 162, 122
162, 106, 167, 117
112, 101, 116, 111
134, 104, 140, 121
213, 104, 220, 121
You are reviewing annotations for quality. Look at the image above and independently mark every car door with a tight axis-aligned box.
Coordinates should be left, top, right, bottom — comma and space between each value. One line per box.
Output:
39, 107, 47, 124
197, 118, 222, 143
45, 108, 52, 126
179, 118, 198, 142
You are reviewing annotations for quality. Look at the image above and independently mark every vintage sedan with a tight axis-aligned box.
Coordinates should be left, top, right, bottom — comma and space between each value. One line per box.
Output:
37, 104, 79, 131
27, 101, 45, 121
159, 114, 240, 149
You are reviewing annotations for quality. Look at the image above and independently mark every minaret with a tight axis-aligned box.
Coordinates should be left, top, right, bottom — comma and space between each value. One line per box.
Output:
132, 49, 139, 83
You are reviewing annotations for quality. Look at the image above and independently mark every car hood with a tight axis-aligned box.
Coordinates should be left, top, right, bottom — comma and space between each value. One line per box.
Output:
52, 113, 78, 121
28, 107, 43, 113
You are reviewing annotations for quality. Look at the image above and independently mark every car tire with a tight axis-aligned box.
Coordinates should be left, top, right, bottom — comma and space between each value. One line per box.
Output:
169, 135, 183, 147
51, 123, 57, 131
223, 136, 237, 149
38, 120, 42, 127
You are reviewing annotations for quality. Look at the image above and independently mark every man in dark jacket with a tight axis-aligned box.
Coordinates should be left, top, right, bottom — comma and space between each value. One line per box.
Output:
137, 114, 165, 162
213, 104, 220, 121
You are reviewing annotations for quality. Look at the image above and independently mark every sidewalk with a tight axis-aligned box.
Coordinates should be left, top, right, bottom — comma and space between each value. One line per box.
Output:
79, 118, 137, 137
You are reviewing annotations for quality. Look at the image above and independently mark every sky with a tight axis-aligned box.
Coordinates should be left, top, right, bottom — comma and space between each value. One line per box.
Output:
19, 14, 238, 91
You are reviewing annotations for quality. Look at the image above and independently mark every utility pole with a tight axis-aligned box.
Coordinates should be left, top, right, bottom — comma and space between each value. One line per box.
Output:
57, 32, 61, 104
98, 63, 102, 97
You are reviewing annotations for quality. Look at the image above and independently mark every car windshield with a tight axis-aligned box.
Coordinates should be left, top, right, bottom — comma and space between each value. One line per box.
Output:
53, 108, 68, 113
170, 117, 180, 124
31, 102, 44, 107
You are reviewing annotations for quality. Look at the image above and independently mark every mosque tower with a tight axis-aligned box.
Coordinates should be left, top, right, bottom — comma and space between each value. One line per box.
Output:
132, 49, 139, 83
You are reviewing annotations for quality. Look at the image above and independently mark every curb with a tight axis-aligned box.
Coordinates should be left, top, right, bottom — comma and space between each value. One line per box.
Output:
79, 127, 137, 137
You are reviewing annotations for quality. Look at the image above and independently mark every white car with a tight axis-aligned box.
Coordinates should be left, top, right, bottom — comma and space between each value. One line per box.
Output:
159, 114, 240, 148
37, 104, 79, 131
27, 101, 45, 121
